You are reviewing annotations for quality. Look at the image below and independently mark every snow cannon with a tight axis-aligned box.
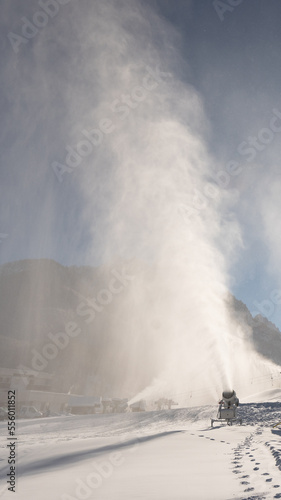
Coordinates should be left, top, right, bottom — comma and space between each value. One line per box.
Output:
221, 390, 239, 408
211, 390, 242, 427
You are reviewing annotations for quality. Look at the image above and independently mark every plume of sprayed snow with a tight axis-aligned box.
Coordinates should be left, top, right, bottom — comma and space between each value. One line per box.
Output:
55, 0, 278, 404
2, 0, 279, 405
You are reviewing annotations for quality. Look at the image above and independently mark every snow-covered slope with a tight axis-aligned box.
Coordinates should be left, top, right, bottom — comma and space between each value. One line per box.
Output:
243, 388, 281, 404
1, 401, 281, 500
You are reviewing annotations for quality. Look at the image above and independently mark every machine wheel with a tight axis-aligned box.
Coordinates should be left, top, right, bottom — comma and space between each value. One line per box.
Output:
211, 419, 214, 427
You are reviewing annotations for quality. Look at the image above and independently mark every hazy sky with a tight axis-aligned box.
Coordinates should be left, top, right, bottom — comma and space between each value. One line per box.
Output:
1, 0, 281, 329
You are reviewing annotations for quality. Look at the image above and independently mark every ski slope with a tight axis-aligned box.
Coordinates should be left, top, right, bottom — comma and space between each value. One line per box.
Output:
1, 396, 281, 499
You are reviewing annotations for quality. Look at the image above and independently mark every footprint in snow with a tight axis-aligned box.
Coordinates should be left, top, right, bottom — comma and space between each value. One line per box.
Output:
262, 473, 270, 476
266, 478, 272, 482
241, 475, 249, 479
273, 485, 280, 489
253, 467, 259, 471
241, 481, 250, 485
274, 493, 281, 499
244, 487, 255, 492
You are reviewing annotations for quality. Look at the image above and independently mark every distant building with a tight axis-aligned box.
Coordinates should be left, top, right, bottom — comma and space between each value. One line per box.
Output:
0, 367, 128, 416
0, 367, 100, 415
68, 395, 102, 415
0, 366, 52, 392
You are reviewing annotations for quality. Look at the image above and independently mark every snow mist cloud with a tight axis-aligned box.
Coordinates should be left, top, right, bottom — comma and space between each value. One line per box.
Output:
2, 0, 279, 405
53, 0, 277, 404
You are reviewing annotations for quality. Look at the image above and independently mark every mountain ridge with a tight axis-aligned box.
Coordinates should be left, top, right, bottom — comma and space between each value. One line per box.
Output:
1, 259, 280, 395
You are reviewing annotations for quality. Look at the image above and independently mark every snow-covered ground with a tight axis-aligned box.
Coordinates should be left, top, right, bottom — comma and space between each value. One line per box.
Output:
1, 395, 281, 499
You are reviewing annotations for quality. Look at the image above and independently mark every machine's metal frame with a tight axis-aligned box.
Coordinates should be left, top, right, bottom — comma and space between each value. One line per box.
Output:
211, 390, 242, 427
211, 407, 242, 427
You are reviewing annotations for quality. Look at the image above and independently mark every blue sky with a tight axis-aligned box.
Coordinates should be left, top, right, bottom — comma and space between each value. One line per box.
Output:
1, 0, 281, 328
